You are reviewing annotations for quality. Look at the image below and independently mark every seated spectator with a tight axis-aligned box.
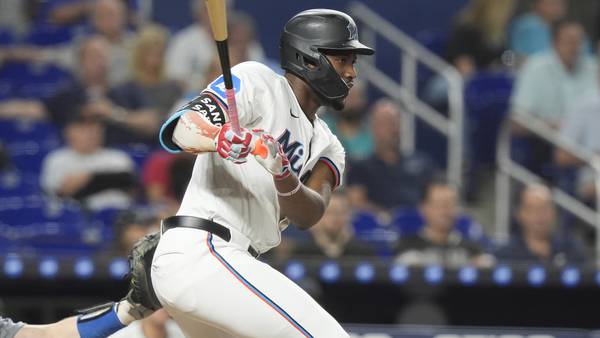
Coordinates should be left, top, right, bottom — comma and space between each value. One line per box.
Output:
111, 24, 183, 117
509, 0, 565, 59
446, 0, 516, 76
44, 35, 158, 144
114, 208, 159, 256
496, 184, 586, 265
395, 179, 494, 267
40, 115, 136, 211
347, 99, 437, 214
321, 83, 374, 161
90, 0, 136, 86
291, 190, 375, 259
511, 19, 596, 129
510, 19, 597, 178
166, 0, 265, 91
555, 65, 600, 201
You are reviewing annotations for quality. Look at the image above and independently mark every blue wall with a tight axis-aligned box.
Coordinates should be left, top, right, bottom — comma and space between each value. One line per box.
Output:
154, 0, 468, 59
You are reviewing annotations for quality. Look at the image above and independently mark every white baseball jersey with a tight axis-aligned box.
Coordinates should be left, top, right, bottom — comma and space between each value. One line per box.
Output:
159, 61, 345, 253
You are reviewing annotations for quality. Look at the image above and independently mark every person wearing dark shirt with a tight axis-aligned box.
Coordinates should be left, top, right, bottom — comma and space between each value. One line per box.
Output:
347, 99, 436, 213
291, 190, 375, 259
395, 179, 494, 267
496, 183, 587, 265
44, 35, 159, 145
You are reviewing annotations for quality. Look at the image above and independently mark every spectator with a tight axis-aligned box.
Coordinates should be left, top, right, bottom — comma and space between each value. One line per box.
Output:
90, 0, 135, 85
141, 151, 194, 209
446, 0, 516, 76
395, 179, 494, 267
109, 309, 184, 338
111, 24, 183, 117
510, 19, 597, 178
165, 0, 265, 91
321, 83, 374, 161
555, 59, 600, 201
40, 115, 136, 211
44, 35, 159, 145
509, 0, 566, 58
496, 184, 586, 265
347, 99, 437, 214
291, 190, 375, 259
511, 19, 596, 128
114, 208, 158, 256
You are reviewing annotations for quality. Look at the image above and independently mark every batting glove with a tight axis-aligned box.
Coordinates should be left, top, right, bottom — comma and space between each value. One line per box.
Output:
252, 132, 291, 180
215, 122, 255, 164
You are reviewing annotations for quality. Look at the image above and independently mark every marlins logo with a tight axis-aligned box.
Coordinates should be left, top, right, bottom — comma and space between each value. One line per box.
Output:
347, 21, 357, 39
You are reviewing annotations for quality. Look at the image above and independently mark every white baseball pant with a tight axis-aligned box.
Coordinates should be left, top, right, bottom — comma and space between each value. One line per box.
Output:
151, 227, 349, 338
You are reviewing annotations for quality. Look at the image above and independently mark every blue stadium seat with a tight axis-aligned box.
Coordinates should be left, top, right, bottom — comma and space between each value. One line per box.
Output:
352, 211, 398, 256
24, 24, 74, 46
0, 171, 41, 197
0, 62, 73, 99
119, 143, 156, 170
0, 194, 105, 253
0, 120, 61, 174
0, 27, 15, 46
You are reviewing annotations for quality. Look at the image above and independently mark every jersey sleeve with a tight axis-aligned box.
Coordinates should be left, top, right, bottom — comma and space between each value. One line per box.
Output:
318, 131, 345, 189
158, 62, 271, 153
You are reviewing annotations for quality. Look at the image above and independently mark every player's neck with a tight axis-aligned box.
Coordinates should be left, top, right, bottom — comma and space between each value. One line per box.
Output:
285, 73, 320, 121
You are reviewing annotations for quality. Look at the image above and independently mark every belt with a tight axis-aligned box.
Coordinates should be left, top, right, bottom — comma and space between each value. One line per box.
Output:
161, 215, 260, 258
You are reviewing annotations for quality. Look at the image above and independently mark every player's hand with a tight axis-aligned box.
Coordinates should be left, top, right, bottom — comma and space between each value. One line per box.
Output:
251, 132, 291, 180
215, 122, 255, 164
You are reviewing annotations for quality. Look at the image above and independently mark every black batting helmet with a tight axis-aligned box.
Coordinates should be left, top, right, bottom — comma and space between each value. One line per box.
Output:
280, 9, 374, 110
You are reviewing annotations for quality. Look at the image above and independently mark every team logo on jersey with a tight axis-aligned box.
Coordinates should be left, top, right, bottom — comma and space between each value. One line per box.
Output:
183, 92, 227, 126
209, 73, 242, 101
277, 129, 305, 175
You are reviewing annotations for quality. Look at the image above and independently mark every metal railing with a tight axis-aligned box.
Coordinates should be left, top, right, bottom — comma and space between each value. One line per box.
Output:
349, 2, 465, 188
495, 113, 600, 260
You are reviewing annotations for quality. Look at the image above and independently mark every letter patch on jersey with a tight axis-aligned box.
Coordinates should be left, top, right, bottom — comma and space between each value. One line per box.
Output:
277, 129, 305, 175
182, 92, 228, 126
208, 74, 242, 101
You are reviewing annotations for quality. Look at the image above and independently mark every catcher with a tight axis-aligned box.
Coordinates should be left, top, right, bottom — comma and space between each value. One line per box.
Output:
0, 233, 163, 338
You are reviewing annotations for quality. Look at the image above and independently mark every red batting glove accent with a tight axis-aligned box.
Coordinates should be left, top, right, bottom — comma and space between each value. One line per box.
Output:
215, 122, 253, 164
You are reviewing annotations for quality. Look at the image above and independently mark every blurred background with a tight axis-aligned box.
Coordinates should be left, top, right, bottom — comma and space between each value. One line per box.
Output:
1, 0, 600, 337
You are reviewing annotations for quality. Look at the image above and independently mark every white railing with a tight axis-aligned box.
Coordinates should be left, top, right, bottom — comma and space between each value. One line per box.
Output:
349, 2, 465, 188
495, 113, 600, 260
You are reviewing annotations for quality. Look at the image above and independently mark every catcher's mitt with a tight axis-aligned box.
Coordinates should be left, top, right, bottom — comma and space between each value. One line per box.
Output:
124, 232, 162, 317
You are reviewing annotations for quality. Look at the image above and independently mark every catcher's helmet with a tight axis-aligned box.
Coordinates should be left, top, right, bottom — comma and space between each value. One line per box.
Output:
280, 9, 374, 110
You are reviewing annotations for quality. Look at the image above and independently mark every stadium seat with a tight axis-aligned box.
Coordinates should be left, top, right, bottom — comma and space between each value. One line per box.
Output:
0, 62, 73, 99
0, 194, 105, 253
0, 119, 61, 174
24, 24, 74, 46
352, 211, 399, 256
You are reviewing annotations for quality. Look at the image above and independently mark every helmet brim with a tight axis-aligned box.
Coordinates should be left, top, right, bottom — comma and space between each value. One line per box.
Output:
317, 40, 375, 55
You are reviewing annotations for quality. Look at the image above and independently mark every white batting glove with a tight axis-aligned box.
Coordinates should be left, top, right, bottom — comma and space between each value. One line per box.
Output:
251, 132, 291, 180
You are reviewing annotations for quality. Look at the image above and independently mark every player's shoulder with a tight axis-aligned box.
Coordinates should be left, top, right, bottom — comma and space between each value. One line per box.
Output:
205, 61, 283, 103
232, 61, 279, 79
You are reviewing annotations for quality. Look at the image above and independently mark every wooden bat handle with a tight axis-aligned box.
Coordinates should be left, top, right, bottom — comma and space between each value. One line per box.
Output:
205, 0, 228, 41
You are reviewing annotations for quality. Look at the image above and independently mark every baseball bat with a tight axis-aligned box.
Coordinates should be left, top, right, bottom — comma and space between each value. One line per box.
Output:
204, 0, 241, 135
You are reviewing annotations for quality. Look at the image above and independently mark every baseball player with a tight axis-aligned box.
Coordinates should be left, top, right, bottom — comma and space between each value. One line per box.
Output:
152, 8, 373, 338
0, 233, 161, 338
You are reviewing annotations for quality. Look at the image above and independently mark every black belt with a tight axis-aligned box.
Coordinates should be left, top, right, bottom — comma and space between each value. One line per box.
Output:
161, 216, 260, 258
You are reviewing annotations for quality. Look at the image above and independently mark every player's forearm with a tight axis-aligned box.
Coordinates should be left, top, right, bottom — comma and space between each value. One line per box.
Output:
16, 317, 79, 338
276, 175, 327, 230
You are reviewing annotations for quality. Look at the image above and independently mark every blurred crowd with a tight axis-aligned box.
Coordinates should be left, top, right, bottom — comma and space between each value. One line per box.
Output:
0, 0, 599, 288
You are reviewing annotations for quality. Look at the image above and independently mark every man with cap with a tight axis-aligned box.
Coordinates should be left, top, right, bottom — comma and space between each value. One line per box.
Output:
152, 8, 374, 338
